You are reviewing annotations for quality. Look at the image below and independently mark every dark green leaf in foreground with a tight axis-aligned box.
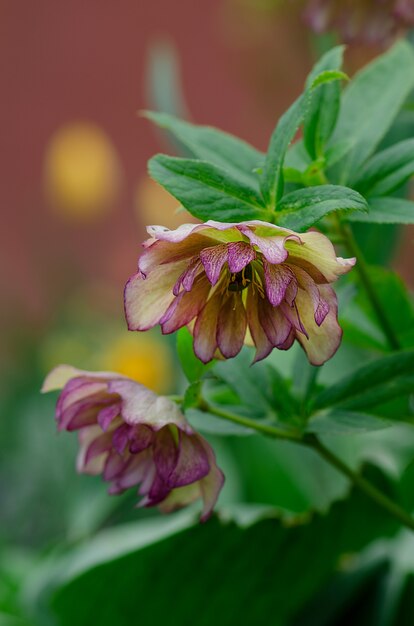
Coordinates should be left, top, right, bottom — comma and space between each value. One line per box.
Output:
329, 40, 414, 183
347, 197, 414, 225
311, 350, 414, 411
45, 488, 398, 626
148, 155, 270, 222
275, 185, 368, 231
144, 111, 264, 190
353, 138, 414, 197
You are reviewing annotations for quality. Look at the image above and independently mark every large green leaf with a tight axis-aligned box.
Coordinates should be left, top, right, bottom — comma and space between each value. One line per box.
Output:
353, 139, 414, 197
275, 185, 367, 231
148, 155, 270, 222
43, 489, 398, 626
347, 197, 414, 224
329, 40, 414, 183
303, 46, 346, 160
311, 350, 414, 411
144, 111, 264, 190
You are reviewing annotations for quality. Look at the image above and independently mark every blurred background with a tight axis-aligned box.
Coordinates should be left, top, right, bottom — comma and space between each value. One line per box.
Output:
2, 1, 414, 624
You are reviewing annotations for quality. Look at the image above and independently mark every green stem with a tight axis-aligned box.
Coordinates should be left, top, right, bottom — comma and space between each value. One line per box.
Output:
337, 220, 400, 351
200, 402, 301, 442
201, 403, 414, 532
306, 435, 414, 532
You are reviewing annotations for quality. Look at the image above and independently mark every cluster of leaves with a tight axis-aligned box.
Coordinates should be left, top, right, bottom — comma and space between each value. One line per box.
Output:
146, 41, 414, 229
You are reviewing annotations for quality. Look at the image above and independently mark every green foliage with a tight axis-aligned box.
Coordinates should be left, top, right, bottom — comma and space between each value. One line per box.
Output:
276, 185, 367, 231
353, 139, 414, 197
348, 198, 414, 225
329, 40, 414, 184
38, 486, 398, 626
144, 111, 264, 189
148, 155, 270, 222
311, 350, 414, 411
303, 46, 346, 159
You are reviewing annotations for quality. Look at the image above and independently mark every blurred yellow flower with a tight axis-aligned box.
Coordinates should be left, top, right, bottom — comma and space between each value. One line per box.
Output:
44, 122, 121, 222
99, 333, 174, 393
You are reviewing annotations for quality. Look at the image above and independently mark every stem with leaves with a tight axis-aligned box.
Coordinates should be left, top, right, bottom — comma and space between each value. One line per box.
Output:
198, 402, 414, 533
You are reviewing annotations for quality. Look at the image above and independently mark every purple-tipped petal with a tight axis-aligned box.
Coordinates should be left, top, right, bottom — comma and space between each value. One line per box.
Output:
153, 426, 179, 483
173, 258, 203, 296
246, 289, 273, 363
193, 293, 222, 363
258, 298, 292, 347
287, 231, 356, 283
217, 293, 247, 359
97, 403, 121, 431
168, 432, 210, 488
200, 244, 228, 285
227, 241, 256, 273
294, 284, 342, 365
263, 260, 295, 307
124, 260, 187, 331
161, 276, 211, 335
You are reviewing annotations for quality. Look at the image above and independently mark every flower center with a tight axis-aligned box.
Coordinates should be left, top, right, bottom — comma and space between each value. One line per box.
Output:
228, 264, 253, 292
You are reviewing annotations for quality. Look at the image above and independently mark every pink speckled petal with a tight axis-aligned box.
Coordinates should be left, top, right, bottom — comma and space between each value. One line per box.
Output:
263, 260, 295, 307
287, 231, 356, 283
200, 244, 228, 285
227, 241, 256, 273
294, 284, 342, 366
258, 298, 292, 347
124, 260, 187, 331
193, 293, 222, 363
161, 276, 211, 334
246, 289, 273, 363
217, 293, 247, 359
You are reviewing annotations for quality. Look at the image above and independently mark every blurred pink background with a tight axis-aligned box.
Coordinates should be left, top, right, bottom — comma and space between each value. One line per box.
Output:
1, 0, 412, 340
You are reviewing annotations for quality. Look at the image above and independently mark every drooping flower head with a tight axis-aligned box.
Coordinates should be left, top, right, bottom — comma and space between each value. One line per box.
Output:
42, 365, 224, 521
303, 0, 414, 44
125, 220, 355, 366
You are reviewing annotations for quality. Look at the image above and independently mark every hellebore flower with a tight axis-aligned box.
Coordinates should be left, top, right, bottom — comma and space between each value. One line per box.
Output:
125, 220, 355, 366
42, 365, 224, 521
303, 0, 414, 44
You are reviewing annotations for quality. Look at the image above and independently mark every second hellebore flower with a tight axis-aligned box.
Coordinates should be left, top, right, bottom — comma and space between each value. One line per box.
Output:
303, 0, 414, 45
125, 220, 355, 366
42, 365, 224, 521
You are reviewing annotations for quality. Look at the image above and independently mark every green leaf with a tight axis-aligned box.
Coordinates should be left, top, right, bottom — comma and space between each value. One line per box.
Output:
308, 69, 348, 91
176, 327, 211, 383
275, 185, 368, 231
148, 154, 270, 222
336, 375, 414, 413
261, 50, 350, 206
143, 111, 264, 190
304, 46, 346, 160
347, 197, 414, 224
43, 482, 399, 626
329, 40, 414, 183
353, 138, 414, 197
346, 266, 414, 349
312, 350, 414, 411
261, 94, 305, 208
307, 410, 392, 435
